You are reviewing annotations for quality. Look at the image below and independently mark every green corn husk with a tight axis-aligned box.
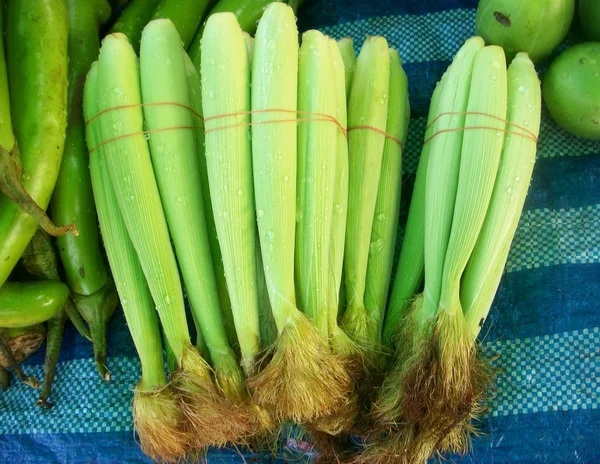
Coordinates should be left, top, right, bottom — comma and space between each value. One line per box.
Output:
94, 32, 243, 448
244, 6, 351, 424
201, 13, 261, 376
341, 36, 390, 350
381, 80, 443, 349
140, 20, 248, 417
337, 37, 356, 102
182, 52, 238, 352
364, 49, 410, 344
84, 61, 188, 461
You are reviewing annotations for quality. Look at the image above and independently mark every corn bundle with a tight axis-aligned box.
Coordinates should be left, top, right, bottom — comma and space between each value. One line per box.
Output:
81, 3, 540, 458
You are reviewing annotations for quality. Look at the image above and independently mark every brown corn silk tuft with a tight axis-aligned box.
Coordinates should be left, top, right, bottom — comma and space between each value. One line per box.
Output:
132, 386, 189, 462
248, 311, 353, 423
171, 348, 257, 448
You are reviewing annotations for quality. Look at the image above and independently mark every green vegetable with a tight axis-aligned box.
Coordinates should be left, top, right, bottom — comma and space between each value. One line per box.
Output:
462, 52, 541, 341
110, 0, 161, 52
37, 305, 68, 409
201, 13, 261, 375
368, 39, 482, 463
151, 0, 212, 48
251, 3, 298, 338
0, 0, 72, 286
296, 29, 338, 336
95, 32, 240, 447
188, 0, 281, 67
52, 0, 118, 381
0, 281, 69, 328
433, 46, 507, 436
364, 49, 410, 343
140, 19, 246, 406
543, 42, 600, 140
327, 37, 351, 354
19, 229, 91, 341
382, 81, 442, 348
421, 36, 484, 326
475, 0, 575, 63
84, 61, 189, 461
579, 0, 600, 41
182, 52, 238, 351
342, 36, 390, 346
337, 37, 356, 102
246, 11, 351, 424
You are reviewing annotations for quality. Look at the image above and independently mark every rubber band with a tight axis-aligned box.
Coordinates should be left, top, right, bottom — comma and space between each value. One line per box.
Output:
86, 105, 348, 149
423, 125, 538, 146
88, 125, 197, 154
346, 125, 404, 150
204, 117, 348, 136
85, 101, 202, 126
424, 111, 538, 144
203, 108, 347, 137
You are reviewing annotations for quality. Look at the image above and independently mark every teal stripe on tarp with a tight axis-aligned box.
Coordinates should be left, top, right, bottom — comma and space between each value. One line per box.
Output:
1, 326, 598, 435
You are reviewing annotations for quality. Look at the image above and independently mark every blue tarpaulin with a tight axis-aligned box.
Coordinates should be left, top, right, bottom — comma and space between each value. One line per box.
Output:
1, 0, 599, 462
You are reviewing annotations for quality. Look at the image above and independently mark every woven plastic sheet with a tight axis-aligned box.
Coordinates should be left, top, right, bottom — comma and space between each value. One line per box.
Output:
1, 0, 599, 462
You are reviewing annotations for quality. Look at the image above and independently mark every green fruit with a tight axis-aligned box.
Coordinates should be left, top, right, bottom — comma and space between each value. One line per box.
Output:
579, 0, 600, 42
543, 42, 600, 140
476, 0, 575, 63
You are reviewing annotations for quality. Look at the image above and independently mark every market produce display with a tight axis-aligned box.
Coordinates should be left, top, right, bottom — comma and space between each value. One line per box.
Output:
0, 0, 598, 462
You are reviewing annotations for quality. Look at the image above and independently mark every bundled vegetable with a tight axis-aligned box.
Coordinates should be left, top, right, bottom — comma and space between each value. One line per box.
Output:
51, 0, 118, 381
201, 13, 261, 378
239, 4, 351, 424
91, 31, 248, 447
364, 49, 410, 344
84, 61, 189, 461
362, 40, 541, 464
337, 37, 356, 102
341, 36, 390, 356
0, 0, 73, 286
140, 18, 251, 426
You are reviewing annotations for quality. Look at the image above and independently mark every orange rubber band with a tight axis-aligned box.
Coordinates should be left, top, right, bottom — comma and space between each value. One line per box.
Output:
88, 125, 197, 154
346, 125, 404, 150
85, 101, 202, 126
423, 125, 538, 146
203, 108, 347, 137
424, 111, 538, 144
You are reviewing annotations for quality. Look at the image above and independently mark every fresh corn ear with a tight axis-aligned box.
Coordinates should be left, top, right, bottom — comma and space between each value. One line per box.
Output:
95, 33, 189, 360
295, 29, 338, 336
182, 52, 237, 351
95, 32, 235, 448
415, 44, 508, 454
364, 48, 410, 343
382, 80, 443, 348
461, 52, 541, 342
83, 61, 187, 463
201, 13, 260, 375
242, 31, 253, 66
326, 36, 351, 351
140, 19, 246, 410
342, 36, 390, 346
373, 76, 445, 428
251, 2, 299, 334
337, 37, 356, 102
421, 36, 485, 322
247, 12, 351, 424
367, 41, 483, 458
